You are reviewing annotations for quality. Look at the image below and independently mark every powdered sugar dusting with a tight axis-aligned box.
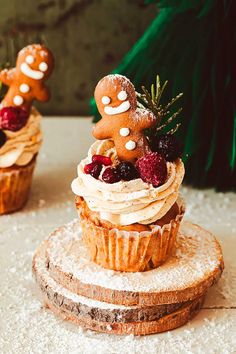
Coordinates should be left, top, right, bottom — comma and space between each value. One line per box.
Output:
100, 74, 135, 93
132, 107, 155, 123
35, 243, 131, 311
47, 221, 222, 293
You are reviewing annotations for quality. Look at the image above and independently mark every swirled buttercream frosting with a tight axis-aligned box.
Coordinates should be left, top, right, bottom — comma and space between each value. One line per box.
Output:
0, 108, 42, 168
71, 140, 185, 225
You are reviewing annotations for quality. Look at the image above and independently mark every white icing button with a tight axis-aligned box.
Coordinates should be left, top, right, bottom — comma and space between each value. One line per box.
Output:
26, 55, 34, 64
39, 62, 48, 72
117, 90, 127, 101
19, 83, 30, 93
13, 95, 24, 106
125, 140, 136, 150
102, 96, 111, 105
120, 127, 130, 137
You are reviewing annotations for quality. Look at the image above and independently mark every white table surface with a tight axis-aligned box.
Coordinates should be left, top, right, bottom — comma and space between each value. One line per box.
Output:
0, 118, 236, 354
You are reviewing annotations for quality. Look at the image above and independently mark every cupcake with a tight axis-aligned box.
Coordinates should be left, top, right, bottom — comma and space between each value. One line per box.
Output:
72, 74, 185, 272
0, 44, 54, 214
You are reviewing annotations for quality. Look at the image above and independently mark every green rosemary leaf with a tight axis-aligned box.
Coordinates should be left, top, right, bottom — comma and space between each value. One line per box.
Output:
163, 93, 183, 112
155, 108, 182, 132
141, 86, 153, 109
167, 123, 181, 135
155, 80, 168, 108
155, 75, 160, 100
151, 83, 155, 101
137, 101, 146, 109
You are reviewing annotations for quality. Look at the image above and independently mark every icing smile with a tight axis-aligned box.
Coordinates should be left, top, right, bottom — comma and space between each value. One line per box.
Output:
20, 62, 44, 80
104, 101, 130, 115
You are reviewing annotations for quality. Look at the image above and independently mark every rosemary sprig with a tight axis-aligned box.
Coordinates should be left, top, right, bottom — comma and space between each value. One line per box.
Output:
137, 75, 183, 136
155, 108, 183, 132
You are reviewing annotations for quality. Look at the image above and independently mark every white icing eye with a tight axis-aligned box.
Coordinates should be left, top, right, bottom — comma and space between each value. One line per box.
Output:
102, 96, 111, 105
117, 90, 127, 101
39, 62, 48, 72
26, 55, 34, 64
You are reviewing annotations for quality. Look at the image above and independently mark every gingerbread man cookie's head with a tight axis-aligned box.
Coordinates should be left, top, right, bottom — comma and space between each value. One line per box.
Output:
0, 44, 54, 112
17, 44, 54, 81
95, 74, 137, 117
93, 75, 156, 162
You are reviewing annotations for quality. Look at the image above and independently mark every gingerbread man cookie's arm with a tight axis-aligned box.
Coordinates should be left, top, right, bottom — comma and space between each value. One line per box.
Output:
138, 109, 157, 131
0, 68, 16, 86
34, 85, 50, 102
93, 118, 113, 140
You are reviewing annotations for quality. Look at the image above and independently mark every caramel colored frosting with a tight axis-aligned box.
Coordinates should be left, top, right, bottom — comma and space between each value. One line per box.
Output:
76, 196, 183, 232
71, 140, 185, 226
0, 107, 42, 168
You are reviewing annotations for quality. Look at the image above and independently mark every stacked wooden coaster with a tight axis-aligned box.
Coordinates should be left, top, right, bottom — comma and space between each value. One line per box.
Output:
33, 221, 223, 335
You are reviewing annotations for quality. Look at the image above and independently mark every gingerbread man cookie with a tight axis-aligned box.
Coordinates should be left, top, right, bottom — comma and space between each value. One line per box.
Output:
0, 44, 54, 113
93, 74, 156, 162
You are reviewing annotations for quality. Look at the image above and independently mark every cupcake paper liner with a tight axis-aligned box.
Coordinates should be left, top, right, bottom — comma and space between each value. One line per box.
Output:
0, 157, 36, 215
80, 201, 185, 272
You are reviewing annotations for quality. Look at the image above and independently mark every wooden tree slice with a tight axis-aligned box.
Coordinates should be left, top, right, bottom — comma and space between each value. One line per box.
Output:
42, 220, 223, 306
33, 243, 205, 335
46, 296, 204, 336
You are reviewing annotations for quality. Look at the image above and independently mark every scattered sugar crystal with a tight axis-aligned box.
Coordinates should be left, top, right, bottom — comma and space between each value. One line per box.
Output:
9, 267, 16, 273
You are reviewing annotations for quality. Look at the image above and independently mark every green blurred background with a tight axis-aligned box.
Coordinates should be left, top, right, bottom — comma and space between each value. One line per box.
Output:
0, 0, 157, 115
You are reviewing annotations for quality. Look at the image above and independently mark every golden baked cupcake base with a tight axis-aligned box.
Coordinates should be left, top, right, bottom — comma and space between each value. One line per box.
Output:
0, 156, 36, 215
33, 221, 223, 335
77, 197, 185, 272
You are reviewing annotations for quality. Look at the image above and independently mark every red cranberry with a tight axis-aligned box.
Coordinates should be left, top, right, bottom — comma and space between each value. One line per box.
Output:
0, 107, 28, 132
92, 154, 112, 166
84, 162, 102, 179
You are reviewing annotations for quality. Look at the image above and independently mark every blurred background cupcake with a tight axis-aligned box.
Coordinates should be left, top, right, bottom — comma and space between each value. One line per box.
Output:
0, 44, 54, 214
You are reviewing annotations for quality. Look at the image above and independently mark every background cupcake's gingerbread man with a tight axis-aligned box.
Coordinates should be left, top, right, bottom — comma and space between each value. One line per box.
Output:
0, 44, 54, 113
93, 74, 156, 162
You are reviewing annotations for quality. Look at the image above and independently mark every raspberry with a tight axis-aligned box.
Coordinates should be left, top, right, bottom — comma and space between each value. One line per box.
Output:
0, 130, 7, 148
116, 161, 139, 181
0, 107, 28, 132
84, 162, 102, 179
102, 167, 121, 184
151, 134, 182, 162
92, 154, 112, 166
136, 152, 167, 187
